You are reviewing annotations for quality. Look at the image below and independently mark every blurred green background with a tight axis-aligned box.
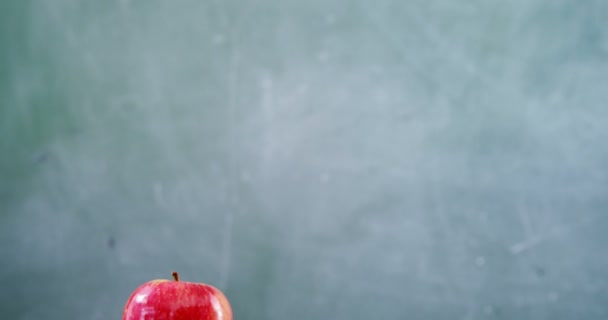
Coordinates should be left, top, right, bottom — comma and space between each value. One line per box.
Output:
1, 0, 608, 319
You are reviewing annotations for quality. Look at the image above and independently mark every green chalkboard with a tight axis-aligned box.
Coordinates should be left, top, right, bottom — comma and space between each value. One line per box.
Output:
2, 0, 608, 319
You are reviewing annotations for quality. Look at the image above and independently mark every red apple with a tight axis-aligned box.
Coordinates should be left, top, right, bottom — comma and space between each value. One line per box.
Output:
123, 272, 233, 320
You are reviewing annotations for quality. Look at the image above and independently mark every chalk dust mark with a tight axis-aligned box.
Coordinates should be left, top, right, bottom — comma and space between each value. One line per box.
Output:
219, 213, 234, 289
360, 4, 431, 87
509, 216, 595, 255
517, 201, 534, 240
219, 10, 243, 291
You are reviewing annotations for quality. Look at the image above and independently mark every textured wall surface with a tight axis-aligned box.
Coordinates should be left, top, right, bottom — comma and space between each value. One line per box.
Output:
1, 0, 608, 319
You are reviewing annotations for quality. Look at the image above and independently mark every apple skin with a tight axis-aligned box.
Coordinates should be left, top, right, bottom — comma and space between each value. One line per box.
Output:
123, 274, 232, 320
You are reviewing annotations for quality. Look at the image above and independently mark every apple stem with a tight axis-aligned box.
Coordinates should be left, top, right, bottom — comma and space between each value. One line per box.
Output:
172, 272, 179, 282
